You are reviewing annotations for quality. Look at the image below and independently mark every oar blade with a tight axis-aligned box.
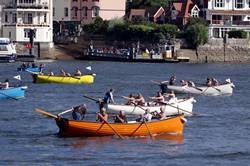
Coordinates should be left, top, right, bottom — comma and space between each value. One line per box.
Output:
35, 108, 57, 119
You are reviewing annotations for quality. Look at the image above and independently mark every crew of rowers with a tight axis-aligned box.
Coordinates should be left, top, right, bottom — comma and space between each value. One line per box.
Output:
45, 68, 82, 76
169, 75, 219, 87
122, 90, 176, 106
19, 62, 45, 70
95, 106, 165, 124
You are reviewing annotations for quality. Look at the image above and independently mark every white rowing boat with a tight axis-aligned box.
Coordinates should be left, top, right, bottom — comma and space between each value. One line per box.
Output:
161, 79, 234, 96
105, 97, 196, 116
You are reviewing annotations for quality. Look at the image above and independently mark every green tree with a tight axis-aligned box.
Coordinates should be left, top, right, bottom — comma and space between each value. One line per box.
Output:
186, 23, 208, 48
186, 23, 208, 60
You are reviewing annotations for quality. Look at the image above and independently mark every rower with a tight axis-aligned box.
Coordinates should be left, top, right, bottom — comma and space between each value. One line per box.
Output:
135, 93, 145, 106
149, 91, 164, 105
74, 68, 82, 76
0, 79, 9, 89
114, 111, 127, 123
96, 107, 109, 122
72, 104, 87, 120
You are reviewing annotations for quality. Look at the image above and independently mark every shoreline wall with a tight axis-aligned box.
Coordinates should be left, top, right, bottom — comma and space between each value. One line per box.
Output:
176, 38, 250, 63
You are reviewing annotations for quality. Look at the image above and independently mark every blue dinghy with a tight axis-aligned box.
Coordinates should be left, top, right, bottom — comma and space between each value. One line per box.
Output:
0, 86, 28, 100
18, 67, 43, 73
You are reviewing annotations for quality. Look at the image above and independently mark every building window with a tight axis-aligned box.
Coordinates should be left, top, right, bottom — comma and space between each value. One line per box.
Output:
92, 6, 99, 17
5, 13, 8, 23
92, 0, 99, 1
9, 32, 11, 38
28, 13, 33, 24
44, 13, 47, 23
82, 7, 88, 17
53, 7, 55, 16
235, 0, 244, 9
191, 9, 199, 18
37, 13, 40, 24
73, 7, 78, 17
24, 29, 29, 38
72, 0, 78, 2
64, 7, 69, 17
24, 29, 36, 38
12, 13, 17, 23
215, 0, 225, 8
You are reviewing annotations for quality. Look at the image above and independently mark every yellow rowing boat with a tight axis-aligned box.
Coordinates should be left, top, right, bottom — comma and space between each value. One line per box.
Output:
32, 73, 95, 84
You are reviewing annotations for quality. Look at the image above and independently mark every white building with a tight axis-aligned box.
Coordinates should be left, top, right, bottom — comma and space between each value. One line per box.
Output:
206, 0, 250, 38
0, 0, 53, 48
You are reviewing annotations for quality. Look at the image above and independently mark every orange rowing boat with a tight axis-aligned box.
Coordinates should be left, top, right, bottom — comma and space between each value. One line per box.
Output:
56, 115, 186, 137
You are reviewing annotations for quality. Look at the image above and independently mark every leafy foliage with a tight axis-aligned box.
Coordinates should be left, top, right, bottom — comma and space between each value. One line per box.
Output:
185, 23, 208, 48
228, 29, 248, 39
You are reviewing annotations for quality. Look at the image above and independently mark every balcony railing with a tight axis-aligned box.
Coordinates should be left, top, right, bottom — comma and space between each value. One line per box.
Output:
211, 20, 250, 26
4, 3, 49, 9
4, 23, 50, 27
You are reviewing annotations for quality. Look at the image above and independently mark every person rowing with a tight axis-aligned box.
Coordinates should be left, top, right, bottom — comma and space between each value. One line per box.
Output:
74, 68, 82, 76
122, 93, 135, 105
114, 111, 127, 123
136, 108, 152, 122
152, 106, 166, 120
149, 91, 164, 105
135, 93, 145, 106
0, 79, 9, 89
96, 107, 109, 122
72, 104, 87, 120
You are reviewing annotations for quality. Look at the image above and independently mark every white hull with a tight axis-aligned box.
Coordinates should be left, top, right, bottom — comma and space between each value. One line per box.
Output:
166, 83, 234, 96
105, 97, 196, 116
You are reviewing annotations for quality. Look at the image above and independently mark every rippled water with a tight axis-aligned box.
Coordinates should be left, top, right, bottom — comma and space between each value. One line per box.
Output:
0, 61, 250, 165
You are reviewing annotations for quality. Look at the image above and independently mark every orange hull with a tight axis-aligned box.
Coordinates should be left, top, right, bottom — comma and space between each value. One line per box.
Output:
56, 115, 185, 137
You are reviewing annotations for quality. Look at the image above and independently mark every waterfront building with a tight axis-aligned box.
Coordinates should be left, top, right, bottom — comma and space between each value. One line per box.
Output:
206, 0, 250, 38
53, 0, 126, 24
128, 7, 165, 23
165, 0, 200, 29
0, 0, 53, 48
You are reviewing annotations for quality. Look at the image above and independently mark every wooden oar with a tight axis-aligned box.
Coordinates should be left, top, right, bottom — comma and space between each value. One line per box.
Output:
0, 91, 19, 100
35, 108, 58, 119
150, 80, 162, 85
83, 95, 100, 102
143, 118, 153, 139
98, 115, 124, 139
58, 108, 73, 116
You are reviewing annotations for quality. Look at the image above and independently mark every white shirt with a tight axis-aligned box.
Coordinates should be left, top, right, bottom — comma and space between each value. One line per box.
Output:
143, 113, 152, 121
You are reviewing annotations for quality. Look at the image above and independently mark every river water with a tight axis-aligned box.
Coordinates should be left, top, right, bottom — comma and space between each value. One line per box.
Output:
0, 61, 249, 165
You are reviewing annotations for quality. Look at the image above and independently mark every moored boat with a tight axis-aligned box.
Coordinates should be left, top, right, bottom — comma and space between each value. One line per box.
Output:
160, 79, 234, 96
0, 38, 16, 63
0, 86, 28, 100
105, 97, 195, 116
32, 73, 95, 84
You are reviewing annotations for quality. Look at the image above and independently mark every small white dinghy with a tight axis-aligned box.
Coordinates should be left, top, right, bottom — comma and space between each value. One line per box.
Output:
105, 97, 196, 116
161, 79, 235, 96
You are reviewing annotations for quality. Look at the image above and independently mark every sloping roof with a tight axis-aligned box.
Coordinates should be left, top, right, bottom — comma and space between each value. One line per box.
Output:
129, 7, 165, 21
173, 2, 182, 12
